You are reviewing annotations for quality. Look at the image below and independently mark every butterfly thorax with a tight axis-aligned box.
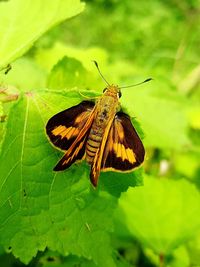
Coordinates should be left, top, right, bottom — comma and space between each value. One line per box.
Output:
86, 85, 120, 164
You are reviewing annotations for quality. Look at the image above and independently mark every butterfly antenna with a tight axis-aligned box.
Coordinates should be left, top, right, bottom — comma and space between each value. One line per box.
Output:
119, 78, 153, 89
93, 60, 110, 86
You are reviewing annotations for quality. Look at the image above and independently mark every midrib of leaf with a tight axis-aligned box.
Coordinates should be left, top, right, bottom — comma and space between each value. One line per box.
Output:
19, 97, 29, 209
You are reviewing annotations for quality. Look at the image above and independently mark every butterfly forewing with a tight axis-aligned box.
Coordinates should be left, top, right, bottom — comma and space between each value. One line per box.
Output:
46, 101, 95, 150
46, 100, 96, 171
101, 112, 145, 172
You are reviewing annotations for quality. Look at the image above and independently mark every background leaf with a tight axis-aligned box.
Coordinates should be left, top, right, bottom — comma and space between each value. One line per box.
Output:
0, 0, 84, 69
35, 42, 108, 73
0, 101, 3, 117
47, 56, 90, 90
119, 176, 200, 255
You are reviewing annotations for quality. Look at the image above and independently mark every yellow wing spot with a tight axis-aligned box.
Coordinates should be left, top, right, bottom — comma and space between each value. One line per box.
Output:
67, 127, 79, 139
116, 123, 124, 141
126, 148, 136, 164
118, 143, 122, 159
113, 142, 123, 159
113, 142, 118, 154
113, 142, 136, 163
52, 125, 79, 139
121, 144, 127, 161
52, 125, 67, 136
74, 111, 88, 123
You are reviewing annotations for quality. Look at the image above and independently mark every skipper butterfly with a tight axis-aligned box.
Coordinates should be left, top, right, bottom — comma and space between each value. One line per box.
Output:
46, 61, 151, 186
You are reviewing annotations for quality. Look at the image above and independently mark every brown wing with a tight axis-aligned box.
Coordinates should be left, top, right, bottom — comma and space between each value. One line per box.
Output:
46, 101, 95, 150
46, 100, 96, 171
53, 133, 88, 171
101, 112, 145, 172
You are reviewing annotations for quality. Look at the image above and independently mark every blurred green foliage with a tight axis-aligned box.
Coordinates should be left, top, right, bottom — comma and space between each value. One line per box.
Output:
0, 0, 200, 267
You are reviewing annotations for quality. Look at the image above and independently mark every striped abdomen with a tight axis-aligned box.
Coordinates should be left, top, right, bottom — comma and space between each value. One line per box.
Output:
86, 126, 104, 164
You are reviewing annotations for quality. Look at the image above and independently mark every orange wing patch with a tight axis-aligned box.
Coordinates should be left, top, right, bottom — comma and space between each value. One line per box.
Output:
51, 125, 79, 140
112, 142, 136, 164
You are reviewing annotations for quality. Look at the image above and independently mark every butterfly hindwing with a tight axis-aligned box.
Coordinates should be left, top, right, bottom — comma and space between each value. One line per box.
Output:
53, 134, 88, 171
101, 112, 145, 172
46, 100, 95, 151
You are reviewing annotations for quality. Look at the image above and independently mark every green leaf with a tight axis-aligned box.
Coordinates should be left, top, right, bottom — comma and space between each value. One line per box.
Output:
0, 0, 85, 69
174, 152, 200, 179
187, 233, 200, 267
119, 176, 200, 255
169, 246, 190, 267
0, 91, 117, 266
0, 101, 3, 117
121, 85, 190, 150
187, 105, 200, 130
35, 42, 108, 73
100, 169, 143, 198
0, 101, 5, 151
143, 246, 190, 267
0, 57, 46, 91
47, 56, 90, 90
40, 253, 97, 267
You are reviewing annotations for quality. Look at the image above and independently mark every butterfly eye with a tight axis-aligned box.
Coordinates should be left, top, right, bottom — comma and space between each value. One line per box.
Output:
103, 88, 107, 93
118, 91, 122, 98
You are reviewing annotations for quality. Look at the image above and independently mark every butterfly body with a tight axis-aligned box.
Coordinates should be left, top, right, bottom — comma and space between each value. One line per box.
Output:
86, 85, 120, 164
46, 84, 145, 187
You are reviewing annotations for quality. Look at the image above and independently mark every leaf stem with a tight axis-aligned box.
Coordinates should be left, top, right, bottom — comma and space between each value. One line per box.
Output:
159, 253, 165, 267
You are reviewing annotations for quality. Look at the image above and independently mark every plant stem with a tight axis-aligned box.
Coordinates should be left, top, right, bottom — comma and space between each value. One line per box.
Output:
159, 253, 164, 267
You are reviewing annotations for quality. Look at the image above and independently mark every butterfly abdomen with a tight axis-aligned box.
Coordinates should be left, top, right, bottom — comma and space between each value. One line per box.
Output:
86, 128, 102, 163
86, 114, 108, 164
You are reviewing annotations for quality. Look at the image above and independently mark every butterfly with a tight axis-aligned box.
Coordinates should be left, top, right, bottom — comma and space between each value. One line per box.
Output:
46, 61, 150, 187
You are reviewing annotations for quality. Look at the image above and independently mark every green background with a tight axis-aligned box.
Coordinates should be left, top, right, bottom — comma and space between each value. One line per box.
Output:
0, 0, 200, 266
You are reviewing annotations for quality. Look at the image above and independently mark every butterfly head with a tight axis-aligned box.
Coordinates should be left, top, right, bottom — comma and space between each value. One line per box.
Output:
103, 85, 122, 98
93, 60, 152, 98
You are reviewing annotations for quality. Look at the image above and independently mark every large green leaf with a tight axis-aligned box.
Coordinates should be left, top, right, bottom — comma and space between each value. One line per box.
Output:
0, 89, 142, 265
0, 0, 85, 69
119, 176, 200, 255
